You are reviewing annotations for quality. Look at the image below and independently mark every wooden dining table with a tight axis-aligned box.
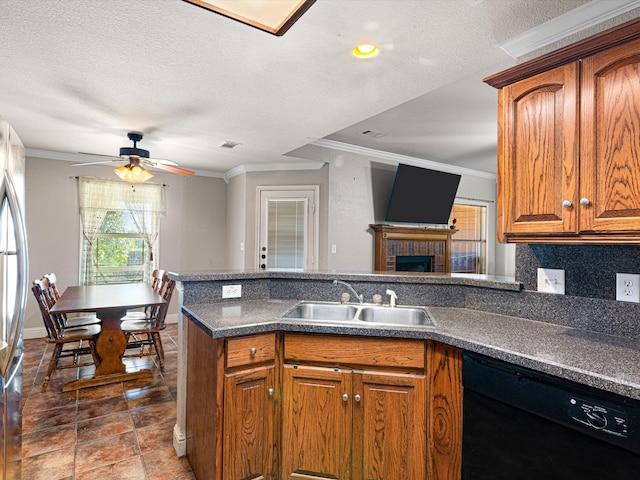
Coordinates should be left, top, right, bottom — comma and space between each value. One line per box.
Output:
49, 282, 166, 392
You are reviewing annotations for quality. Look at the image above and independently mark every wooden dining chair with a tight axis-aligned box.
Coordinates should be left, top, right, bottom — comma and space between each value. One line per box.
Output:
38, 274, 99, 329
121, 271, 175, 370
31, 282, 102, 391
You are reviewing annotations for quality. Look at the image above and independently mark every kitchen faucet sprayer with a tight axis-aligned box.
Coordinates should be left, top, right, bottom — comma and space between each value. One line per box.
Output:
386, 289, 398, 307
333, 279, 364, 304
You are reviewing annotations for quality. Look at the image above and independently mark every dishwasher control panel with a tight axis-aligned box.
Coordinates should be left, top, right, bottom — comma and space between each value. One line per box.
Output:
569, 397, 628, 437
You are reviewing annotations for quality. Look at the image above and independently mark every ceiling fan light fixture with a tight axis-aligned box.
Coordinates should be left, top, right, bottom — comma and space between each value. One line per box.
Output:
114, 164, 154, 183
353, 44, 379, 59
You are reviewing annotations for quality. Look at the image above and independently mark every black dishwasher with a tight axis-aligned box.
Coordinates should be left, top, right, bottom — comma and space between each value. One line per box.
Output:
462, 352, 640, 480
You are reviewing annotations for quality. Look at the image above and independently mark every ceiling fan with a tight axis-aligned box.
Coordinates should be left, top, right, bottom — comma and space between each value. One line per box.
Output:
73, 132, 194, 183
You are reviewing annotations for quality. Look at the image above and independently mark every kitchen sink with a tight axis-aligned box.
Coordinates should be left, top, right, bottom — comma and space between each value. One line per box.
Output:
357, 305, 434, 326
280, 301, 437, 327
281, 301, 359, 321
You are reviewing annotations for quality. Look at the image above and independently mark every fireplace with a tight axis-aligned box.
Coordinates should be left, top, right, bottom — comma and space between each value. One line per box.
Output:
396, 255, 434, 272
370, 224, 456, 273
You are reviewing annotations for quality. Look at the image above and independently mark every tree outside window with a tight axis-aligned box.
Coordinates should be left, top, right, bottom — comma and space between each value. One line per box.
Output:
78, 178, 165, 285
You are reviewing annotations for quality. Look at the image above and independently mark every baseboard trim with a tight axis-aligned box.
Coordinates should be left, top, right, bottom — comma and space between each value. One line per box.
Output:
173, 424, 187, 457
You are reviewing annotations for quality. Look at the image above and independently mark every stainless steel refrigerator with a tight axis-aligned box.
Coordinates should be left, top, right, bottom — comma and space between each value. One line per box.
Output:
0, 117, 27, 479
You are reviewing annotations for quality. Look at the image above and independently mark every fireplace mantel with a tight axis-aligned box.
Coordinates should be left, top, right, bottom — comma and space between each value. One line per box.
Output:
370, 224, 457, 272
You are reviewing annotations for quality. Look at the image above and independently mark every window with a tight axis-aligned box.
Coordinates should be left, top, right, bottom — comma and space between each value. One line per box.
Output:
78, 178, 165, 285
449, 203, 487, 274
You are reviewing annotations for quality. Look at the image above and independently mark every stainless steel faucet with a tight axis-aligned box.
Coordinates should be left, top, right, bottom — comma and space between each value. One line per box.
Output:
386, 289, 398, 307
333, 279, 364, 304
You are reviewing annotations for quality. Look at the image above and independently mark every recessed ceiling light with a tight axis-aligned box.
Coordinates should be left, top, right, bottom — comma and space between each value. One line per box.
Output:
353, 44, 379, 59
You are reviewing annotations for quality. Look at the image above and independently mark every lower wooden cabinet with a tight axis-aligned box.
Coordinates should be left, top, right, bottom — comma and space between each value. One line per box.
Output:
185, 326, 462, 480
281, 365, 352, 479
223, 365, 278, 480
355, 370, 427, 479
281, 364, 426, 479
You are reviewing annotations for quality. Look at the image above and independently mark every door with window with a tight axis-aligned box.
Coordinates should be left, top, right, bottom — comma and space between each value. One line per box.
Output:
257, 186, 318, 271
449, 203, 487, 274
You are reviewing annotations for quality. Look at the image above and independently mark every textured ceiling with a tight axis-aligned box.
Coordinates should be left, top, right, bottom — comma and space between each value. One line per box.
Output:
0, 0, 597, 176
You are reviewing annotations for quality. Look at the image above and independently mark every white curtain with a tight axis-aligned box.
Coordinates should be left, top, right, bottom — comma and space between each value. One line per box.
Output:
77, 177, 166, 285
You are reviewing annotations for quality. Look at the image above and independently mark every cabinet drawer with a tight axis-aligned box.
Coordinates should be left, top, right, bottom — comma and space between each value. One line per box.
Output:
226, 333, 276, 369
284, 333, 425, 369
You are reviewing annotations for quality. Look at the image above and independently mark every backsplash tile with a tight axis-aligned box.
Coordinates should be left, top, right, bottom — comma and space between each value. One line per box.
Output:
516, 244, 640, 299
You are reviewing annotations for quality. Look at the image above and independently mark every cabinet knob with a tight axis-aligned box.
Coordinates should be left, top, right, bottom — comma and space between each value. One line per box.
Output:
580, 198, 590, 206
562, 200, 572, 208
249, 347, 257, 355
268, 388, 274, 396
342, 393, 349, 402
354, 394, 361, 402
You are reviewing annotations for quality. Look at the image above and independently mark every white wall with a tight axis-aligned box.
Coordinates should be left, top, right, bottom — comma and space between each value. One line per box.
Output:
25, 156, 227, 337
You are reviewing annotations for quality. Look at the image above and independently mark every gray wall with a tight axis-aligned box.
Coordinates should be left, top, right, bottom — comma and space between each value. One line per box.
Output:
290, 143, 513, 275
224, 166, 330, 270
242, 166, 330, 270
25, 156, 227, 337
226, 173, 246, 269
26, 149, 512, 338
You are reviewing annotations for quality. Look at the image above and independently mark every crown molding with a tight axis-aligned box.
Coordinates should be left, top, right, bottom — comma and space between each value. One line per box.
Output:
27, 148, 324, 183
499, 0, 640, 58
310, 139, 496, 180
223, 160, 325, 183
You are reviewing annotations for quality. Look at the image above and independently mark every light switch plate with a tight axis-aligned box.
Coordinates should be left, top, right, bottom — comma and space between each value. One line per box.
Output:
537, 268, 565, 294
616, 273, 640, 303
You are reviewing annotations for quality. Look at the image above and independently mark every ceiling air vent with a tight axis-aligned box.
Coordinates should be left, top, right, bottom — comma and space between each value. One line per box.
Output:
219, 140, 242, 149
360, 129, 386, 138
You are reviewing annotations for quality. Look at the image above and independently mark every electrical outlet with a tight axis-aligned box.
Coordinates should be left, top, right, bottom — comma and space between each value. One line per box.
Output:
537, 268, 565, 294
616, 273, 640, 303
222, 284, 242, 299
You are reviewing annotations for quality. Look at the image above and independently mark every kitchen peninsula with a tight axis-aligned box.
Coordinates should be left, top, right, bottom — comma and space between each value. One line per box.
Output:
169, 270, 640, 480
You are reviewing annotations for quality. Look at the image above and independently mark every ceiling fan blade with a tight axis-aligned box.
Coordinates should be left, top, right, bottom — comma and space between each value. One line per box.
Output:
148, 162, 194, 176
147, 157, 179, 167
70, 159, 121, 166
73, 152, 125, 166
77, 152, 123, 161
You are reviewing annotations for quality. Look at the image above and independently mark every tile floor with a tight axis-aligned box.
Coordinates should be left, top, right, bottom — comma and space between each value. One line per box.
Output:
21, 323, 195, 480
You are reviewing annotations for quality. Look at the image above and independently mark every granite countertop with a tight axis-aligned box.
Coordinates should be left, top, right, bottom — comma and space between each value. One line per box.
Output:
169, 269, 522, 291
182, 299, 640, 401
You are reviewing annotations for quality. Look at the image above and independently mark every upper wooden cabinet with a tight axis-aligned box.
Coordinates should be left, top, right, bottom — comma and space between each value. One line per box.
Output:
580, 38, 640, 234
487, 18, 640, 243
500, 62, 579, 238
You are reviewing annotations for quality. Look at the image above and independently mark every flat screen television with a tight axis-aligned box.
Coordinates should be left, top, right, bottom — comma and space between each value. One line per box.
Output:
384, 164, 461, 225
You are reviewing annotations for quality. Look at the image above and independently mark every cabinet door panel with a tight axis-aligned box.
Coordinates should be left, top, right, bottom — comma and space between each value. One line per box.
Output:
282, 365, 352, 480
501, 63, 579, 236
353, 371, 427, 480
581, 37, 640, 232
223, 366, 278, 480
